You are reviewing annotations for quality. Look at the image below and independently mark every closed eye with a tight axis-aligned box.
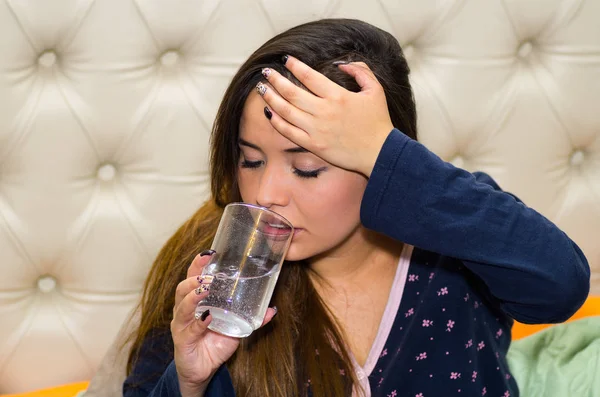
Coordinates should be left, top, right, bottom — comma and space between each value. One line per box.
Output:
294, 167, 326, 179
240, 159, 263, 169
241, 159, 326, 179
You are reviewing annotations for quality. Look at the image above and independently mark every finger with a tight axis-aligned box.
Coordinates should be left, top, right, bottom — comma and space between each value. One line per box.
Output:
173, 287, 211, 333
336, 62, 380, 92
259, 306, 278, 327
283, 55, 342, 98
260, 67, 321, 115
265, 106, 312, 150
174, 274, 214, 312
256, 82, 312, 131
183, 307, 213, 341
186, 250, 215, 279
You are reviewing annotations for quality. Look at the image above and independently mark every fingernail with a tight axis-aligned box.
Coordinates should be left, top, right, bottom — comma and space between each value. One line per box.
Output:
197, 275, 214, 285
281, 55, 288, 65
261, 67, 272, 79
200, 309, 210, 321
200, 249, 216, 257
332, 60, 349, 65
264, 106, 272, 120
256, 82, 267, 96
272, 306, 278, 317
195, 284, 210, 294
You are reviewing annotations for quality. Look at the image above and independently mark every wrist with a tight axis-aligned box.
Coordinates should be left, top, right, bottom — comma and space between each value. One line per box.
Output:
179, 382, 207, 397
178, 376, 210, 397
362, 124, 393, 177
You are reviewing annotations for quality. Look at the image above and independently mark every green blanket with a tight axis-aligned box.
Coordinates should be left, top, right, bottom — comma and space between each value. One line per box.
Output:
507, 316, 600, 397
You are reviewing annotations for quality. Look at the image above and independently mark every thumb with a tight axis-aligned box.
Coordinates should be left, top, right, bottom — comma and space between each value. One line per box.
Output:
337, 62, 378, 92
259, 306, 278, 327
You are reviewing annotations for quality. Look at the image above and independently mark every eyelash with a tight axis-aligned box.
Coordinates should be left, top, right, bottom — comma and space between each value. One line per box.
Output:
240, 160, 324, 179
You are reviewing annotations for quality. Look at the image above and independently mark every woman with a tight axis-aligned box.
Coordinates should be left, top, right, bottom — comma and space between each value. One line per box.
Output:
123, 18, 590, 397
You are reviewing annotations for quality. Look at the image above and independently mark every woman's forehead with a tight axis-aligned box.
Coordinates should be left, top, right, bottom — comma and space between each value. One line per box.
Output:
239, 90, 300, 150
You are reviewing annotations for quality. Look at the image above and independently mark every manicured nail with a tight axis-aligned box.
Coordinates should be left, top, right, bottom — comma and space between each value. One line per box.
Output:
281, 55, 288, 64
195, 284, 210, 294
332, 60, 349, 65
200, 249, 216, 257
200, 309, 210, 321
264, 106, 272, 120
261, 67, 272, 79
256, 82, 267, 96
196, 275, 214, 284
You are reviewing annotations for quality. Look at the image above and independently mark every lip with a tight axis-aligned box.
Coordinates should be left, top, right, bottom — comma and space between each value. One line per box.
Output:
260, 212, 291, 226
258, 219, 304, 239
259, 219, 293, 237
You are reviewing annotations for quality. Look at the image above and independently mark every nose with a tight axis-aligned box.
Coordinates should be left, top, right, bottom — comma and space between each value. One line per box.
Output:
255, 164, 290, 209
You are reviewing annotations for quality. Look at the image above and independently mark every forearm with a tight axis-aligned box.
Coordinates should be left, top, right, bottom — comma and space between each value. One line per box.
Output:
361, 129, 590, 322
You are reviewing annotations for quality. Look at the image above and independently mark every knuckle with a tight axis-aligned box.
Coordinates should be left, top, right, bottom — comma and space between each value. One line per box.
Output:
279, 105, 292, 119
175, 281, 186, 297
301, 69, 312, 83
333, 92, 345, 105
172, 302, 181, 317
283, 87, 296, 101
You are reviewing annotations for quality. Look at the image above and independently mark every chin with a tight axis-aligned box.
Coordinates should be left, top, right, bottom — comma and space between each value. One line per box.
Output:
283, 239, 332, 263
284, 244, 309, 262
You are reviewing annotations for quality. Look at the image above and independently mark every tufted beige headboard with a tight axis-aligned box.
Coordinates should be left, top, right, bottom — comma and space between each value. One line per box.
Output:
0, 0, 598, 393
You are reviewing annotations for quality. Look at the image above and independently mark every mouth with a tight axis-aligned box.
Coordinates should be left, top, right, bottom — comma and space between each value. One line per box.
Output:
259, 218, 294, 237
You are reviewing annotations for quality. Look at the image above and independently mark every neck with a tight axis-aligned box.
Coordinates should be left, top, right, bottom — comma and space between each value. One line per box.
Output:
307, 227, 403, 297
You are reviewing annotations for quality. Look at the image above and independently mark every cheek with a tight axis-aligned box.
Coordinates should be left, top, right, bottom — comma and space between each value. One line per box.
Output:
296, 174, 367, 232
237, 171, 257, 201
237, 168, 367, 234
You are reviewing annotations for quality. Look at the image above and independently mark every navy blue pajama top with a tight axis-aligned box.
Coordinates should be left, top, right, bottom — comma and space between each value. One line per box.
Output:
123, 128, 590, 397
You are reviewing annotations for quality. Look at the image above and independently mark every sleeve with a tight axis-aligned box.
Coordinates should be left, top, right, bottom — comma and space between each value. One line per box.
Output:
125, 360, 235, 397
139, 361, 182, 397
123, 328, 175, 396
360, 128, 591, 324
123, 328, 236, 397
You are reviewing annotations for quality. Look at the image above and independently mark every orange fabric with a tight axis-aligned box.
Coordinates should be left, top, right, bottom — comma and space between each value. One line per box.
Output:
2, 382, 89, 397
512, 296, 600, 339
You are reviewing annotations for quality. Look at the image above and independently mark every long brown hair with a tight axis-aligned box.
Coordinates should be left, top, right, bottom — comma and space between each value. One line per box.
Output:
126, 18, 417, 396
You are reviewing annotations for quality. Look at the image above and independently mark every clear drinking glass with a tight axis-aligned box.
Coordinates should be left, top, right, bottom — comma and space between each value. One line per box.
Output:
195, 203, 294, 338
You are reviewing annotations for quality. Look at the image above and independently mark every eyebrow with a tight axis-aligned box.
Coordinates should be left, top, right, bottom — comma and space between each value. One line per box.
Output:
238, 138, 309, 153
